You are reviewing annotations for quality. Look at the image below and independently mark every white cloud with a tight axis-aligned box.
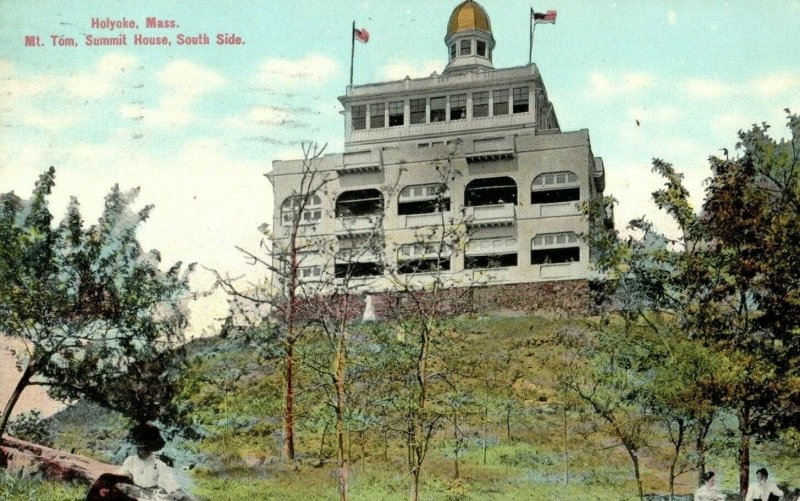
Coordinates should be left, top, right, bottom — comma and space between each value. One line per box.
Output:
158, 60, 225, 100
712, 112, 750, 135
750, 73, 800, 98
65, 53, 138, 99
20, 108, 80, 130
379, 60, 441, 81
667, 10, 677, 25
119, 60, 225, 128
587, 72, 654, 99
256, 55, 338, 87
682, 78, 733, 99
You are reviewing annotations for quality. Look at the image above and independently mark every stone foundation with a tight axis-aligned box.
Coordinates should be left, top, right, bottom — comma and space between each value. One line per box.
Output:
288, 280, 591, 323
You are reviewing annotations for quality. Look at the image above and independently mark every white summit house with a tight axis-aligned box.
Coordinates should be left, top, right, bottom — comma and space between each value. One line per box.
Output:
267, 0, 612, 308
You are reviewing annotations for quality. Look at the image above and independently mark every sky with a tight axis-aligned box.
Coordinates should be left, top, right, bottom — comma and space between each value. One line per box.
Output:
1, 0, 799, 355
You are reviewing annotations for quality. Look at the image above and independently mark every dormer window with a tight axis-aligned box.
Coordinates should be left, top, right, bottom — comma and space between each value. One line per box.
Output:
477, 40, 486, 57
460, 39, 471, 55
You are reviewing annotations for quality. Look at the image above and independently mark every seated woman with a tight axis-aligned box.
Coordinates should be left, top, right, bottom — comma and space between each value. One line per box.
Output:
87, 423, 191, 501
695, 471, 726, 501
118, 423, 180, 495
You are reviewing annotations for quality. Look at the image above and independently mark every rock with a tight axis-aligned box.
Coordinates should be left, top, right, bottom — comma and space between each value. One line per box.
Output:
1, 434, 118, 483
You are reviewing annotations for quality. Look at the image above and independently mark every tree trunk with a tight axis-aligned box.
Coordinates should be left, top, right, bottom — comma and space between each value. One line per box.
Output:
335, 295, 350, 501
0, 357, 37, 438
283, 338, 295, 461
410, 468, 420, 501
738, 407, 751, 500
506, 407, 512, 441
626, 446, 644, 501
452, 413, 459, 479
668, 419, 685, 501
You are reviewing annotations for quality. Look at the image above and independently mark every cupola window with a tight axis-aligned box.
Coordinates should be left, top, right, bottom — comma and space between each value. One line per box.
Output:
460, 39, 471, 55
477, 40, 486, 57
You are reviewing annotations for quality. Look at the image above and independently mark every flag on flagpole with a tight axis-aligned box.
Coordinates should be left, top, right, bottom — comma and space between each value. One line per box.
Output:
532, 10, 557, 24
353, 27, 369, 44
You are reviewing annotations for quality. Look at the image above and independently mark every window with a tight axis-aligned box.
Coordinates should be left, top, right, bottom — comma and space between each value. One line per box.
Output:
281, 195, 322, 226
450, 44, 456, 60
335, 189, 384, 218
300, 266, 322, 279
472, 91, 489, 118
430, 97, 446, 122
450, 94, 466, 120
397, 243, 452, 274
352, 105, 366, 130
410, 98, 426, 125
335, 262, 382, 278
531, 232, 580, 264
389, 101, 404, 126
460, 39, 471, 56
476, 40, 486, 57
512, 87, 529, 113
465, 253, 517, 269
493, 89, 509, 115
398, 183, 450, 215
464, 176, 517, 206
531, 172, 580, 204
370, 103, 385, 128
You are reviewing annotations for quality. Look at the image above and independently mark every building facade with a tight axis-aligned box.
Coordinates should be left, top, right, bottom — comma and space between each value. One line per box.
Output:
267, 1, 611, 310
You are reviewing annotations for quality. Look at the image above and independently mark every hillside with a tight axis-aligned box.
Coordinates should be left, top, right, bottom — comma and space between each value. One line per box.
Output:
7, 313, 800, 500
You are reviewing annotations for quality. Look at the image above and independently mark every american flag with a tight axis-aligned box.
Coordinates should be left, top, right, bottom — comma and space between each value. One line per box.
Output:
353, 27, 369, 44
532, 10, 557, 24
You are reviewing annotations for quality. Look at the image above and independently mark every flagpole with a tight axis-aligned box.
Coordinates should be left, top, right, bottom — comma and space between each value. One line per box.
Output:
350, 20, 355, 88
529, 7, 534, 64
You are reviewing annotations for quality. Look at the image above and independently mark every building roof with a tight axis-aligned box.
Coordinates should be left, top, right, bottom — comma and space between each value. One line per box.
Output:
446, 0, 492, 38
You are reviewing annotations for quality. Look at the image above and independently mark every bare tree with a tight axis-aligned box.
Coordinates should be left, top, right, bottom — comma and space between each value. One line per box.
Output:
210, 142, 334, 462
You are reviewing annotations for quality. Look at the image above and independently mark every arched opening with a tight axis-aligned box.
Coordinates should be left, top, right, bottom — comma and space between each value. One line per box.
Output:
531, 171, 579, 204
531, 232, 581, 265
335, 189, 384, 218
398, 183, 450, 215
281, 194, 322, 226
464, 176, 517, 206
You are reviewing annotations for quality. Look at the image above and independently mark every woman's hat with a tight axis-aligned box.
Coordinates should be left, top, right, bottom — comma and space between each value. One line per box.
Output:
128, 423, 166, 452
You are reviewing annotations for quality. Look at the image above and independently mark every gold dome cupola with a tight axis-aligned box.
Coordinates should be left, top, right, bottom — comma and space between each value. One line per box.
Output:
444, 0, 495, 74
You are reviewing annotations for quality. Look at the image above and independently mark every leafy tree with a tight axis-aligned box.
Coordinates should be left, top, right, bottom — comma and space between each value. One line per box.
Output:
0, 167, 192, 438
584, 111, 800, 498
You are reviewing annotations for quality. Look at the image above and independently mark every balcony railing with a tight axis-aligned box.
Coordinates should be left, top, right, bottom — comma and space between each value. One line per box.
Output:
335, 215, 382, 235
539, 262, 581, 279
404, 212, 451, 228
465, 237, 517, 256
537, 202, 580, 218
465, 203, 515, 227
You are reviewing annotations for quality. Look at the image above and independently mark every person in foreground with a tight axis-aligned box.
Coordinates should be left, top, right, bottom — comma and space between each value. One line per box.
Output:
745, 467, 784, 501
86, 423, 191, 500
695, 471, 726, 501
